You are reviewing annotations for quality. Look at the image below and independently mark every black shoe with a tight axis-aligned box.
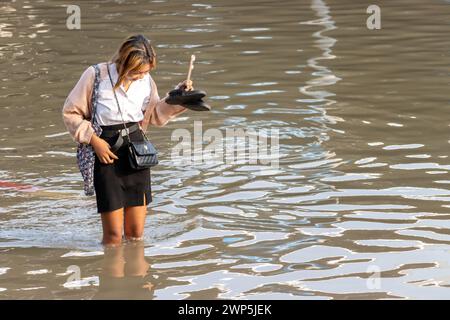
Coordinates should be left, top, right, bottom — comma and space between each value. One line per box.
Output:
182, 99, 211, 111
165, 88, 207, 105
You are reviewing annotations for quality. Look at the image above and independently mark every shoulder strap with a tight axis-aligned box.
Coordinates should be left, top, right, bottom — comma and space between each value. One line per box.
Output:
106, 63, 130, 136
90, 64, 101, 124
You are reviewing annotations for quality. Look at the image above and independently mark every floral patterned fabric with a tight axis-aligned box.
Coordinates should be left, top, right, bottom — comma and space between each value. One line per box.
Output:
76, 64, 103, 196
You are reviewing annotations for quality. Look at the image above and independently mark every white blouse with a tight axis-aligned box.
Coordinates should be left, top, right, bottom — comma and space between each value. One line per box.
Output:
95, 62, 152, 126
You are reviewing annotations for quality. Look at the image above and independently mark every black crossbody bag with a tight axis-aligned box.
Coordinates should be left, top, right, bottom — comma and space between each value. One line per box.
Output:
106, 63, 158, 170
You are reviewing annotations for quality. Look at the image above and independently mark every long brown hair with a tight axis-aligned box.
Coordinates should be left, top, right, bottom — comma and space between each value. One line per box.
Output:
109, 34, 157, 90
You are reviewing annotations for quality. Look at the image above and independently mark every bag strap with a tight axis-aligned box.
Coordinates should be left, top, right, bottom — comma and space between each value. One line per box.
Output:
90, 64, 101, 125
106, 62, 151, 145
106, 62, 132, 142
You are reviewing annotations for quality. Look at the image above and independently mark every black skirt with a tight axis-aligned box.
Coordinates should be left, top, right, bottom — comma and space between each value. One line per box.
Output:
94, 122, 152, 213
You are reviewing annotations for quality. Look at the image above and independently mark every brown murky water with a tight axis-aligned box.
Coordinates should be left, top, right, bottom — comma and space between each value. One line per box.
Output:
1, 0, 450, 299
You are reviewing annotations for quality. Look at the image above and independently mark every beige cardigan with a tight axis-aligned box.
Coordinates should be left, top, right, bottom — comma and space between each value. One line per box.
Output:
62, 62, 188, 144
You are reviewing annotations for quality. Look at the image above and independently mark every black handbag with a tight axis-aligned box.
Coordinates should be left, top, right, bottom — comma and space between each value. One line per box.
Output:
107, 63, 158, 170
127, 131, 159, 170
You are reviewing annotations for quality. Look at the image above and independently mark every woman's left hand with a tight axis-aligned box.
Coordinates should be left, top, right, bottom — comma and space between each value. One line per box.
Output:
176, 79, 194, 91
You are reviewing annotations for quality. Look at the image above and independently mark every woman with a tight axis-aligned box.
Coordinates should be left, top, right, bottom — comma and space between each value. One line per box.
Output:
62, 34, 192, 246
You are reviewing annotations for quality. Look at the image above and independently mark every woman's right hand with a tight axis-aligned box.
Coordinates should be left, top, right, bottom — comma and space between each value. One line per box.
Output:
175, 79, 194, 91
90, 134, 119, 164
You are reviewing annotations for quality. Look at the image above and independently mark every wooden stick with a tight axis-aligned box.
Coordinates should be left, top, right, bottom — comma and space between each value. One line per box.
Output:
186, 54, 196, 83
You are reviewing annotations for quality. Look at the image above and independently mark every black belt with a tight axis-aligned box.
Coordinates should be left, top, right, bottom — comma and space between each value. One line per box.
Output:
100, 123, 140, 153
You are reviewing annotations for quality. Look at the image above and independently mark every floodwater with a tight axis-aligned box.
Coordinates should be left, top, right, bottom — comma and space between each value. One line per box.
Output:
1, 0, 450, 299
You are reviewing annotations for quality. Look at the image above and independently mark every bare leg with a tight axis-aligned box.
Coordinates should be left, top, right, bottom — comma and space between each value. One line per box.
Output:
101, 207, 124, 246
124, 193, 147, 241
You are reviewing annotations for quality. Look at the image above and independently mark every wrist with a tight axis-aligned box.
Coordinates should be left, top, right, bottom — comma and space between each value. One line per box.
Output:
90, 134, 100, 148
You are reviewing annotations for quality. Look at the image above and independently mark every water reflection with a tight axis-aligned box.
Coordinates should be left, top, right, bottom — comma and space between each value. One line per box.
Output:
2, 0, 450, 299
94, 242, 155, 300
